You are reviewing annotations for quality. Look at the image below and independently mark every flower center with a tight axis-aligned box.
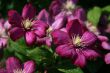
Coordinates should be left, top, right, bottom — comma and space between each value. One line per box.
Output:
63, 1, 75, 11
47, 27, 53, 34
72, 35, 82, 47
22, 19, 32, 29
13, 69, 25, 73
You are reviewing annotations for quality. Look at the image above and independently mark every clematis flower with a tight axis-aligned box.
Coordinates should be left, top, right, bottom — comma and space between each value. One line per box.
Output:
8, 3, 48, 46
51, 19, 99, 67
36, 9, 65, 47
0, 57, 36, 73
49, 0, 78, 16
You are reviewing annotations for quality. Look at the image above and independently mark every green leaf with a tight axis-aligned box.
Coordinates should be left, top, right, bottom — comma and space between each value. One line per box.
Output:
8, 38, 29, 54
58, 67, 83, 73
27, 46, 53, 64
102, 5, 110, 12
87, 7, 102, 26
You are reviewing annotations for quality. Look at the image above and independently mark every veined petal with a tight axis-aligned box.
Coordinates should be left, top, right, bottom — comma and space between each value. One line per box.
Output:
6, 57, 21, 73
9, 27, 24, 41
66, 19, 84, 36
23, 61, 35, 73
37, 9, 50, 24
8, 10, 22, 27
32, 20, 48, 38
56, 44, 76, 58
25, 31, 36, 46
73, 8, 86, 21
83, 49, 99, 59
51, 17, 64, 30
51, 29, 70, 45
22, 3, 36, 19
105, 53, 110, 64
49, 0, 61, 16
81, 31, 97, 46
73, 53, 86, 68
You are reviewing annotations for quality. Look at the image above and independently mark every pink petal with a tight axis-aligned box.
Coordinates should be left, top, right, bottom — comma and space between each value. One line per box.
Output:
32, 20, 48, 38
105, 53, 110, 64
83, 49, 99, 59
4, 21, 11, 30
0, 38, 7, 48
9, 27, 24, 41
23, 61, 35, 73
97, 35, 109, 42
56, 44, 75, 58
6, 57, 21, 73
81, 31, 97, 46
73, 53, 86, 68
51, 17, 64, 30
101, 41, 110, 50
8, 10, 22, 27
51, 30, 70, 45
25, 31, 36, 46
22, 3, 36, 19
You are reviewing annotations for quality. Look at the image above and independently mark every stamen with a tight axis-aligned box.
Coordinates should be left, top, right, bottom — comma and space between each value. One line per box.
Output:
63, 0, 75, 11
22, 19, 32, 29
13, 69, 25, 73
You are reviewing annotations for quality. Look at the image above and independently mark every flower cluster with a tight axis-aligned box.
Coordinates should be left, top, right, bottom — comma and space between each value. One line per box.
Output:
0, 0, 110, 73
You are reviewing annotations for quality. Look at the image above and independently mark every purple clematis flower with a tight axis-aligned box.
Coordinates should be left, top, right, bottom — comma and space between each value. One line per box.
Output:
51, 19, 99, 67
0, 57, 36, 73
36, 9, 65, 47
8, 3, 48, 46
49, 0, 78, 16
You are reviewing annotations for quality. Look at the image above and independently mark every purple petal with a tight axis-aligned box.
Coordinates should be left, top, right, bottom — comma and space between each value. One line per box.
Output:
66, 19, 84, 36
25, 31, 36, 46
51, 17, 64, 30
9, 27, 24, 41
73, 8, 86, 21
105, 53, 110, 64
81, 31, 97, 46
32, 20, 48, 38
98, 35, 109, 42
23, 61, 35, 73
6, 57, 21, 73
37, 9, 50, 24
22, 3, 36, 19
49, 0, 61, 16
0, 38, 7, 49
55, 11, 66, 20
101, 41, 110, 50
8, 10, 22, 27
51, 30, 70, 45
83, 49, 99, 59
71, 0, 79, 4
56, 44, 76, 58
73, 53, 86, 68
